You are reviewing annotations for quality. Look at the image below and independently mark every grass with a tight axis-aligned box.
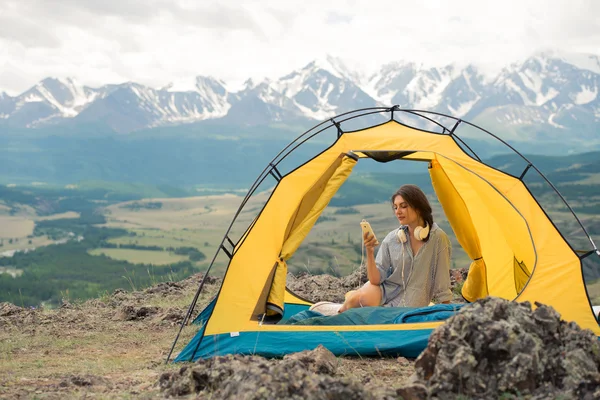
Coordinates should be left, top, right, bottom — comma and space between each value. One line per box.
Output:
100, 193, 274, 274
0, 282, 217, 399
98, 192, 502, 278
88, 248, 189, 266
0, 321, 191, 379
34, 211, 80, 221
108, 229, 204, 249
0, 267, 23, 277
0, 211, 80, 252
0, 216, 34, 239
97, 187, 600, 280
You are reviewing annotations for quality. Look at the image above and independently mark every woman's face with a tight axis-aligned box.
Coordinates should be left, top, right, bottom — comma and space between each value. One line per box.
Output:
392, 195, 420, 226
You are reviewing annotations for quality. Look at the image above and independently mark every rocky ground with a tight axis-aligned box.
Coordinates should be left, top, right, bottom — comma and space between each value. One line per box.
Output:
0, 271, 419, 399
2, 268, 600, 399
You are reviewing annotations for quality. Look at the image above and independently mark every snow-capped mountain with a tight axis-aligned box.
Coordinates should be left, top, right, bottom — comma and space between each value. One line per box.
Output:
1, 52, 599, 140
73, 78, 230, 132
270, 59, 376, 120
0, 78, 102, 127
462, 54, 600, 141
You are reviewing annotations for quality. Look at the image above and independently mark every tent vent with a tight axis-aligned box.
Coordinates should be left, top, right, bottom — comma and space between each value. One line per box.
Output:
361, 150, 416, 163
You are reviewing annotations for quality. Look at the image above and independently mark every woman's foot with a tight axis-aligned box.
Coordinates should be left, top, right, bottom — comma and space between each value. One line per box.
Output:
308, 301, 342, 316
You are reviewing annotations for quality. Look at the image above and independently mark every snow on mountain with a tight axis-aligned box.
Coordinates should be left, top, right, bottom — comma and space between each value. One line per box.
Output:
23, 78, 98, 116
365, 62, 475, 113
487, 54, 600, 131
437, 66, 487, 117
363, 61, 415, 105
573, 85, 598, 105
0, 78, 102, 127
226, 79, 298, 124
72, 78, 231, 132
271, 58, 377, 120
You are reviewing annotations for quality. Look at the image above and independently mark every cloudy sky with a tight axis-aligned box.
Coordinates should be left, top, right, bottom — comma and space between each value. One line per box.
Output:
1, 0, 599, 94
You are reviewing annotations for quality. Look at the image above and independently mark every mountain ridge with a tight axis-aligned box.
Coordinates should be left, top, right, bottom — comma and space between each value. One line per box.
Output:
1, 51, 599, 142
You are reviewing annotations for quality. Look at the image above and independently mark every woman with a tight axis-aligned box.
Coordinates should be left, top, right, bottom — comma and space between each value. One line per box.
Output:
338, 184, 452, 312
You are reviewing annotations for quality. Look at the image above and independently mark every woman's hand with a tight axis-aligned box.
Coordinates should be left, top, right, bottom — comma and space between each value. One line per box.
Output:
363, 231, 378, 251
363, 231, 380, 284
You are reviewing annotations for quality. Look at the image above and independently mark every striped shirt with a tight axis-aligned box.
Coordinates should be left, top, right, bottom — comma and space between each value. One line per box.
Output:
375, 222, 453, 307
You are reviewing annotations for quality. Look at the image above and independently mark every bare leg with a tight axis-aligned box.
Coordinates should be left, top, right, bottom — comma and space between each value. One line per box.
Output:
339, 282, 382, 313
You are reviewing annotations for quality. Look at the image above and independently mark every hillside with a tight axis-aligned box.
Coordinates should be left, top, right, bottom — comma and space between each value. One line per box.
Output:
3, 271, 600, 399
1, 151, 600, 308
1, 124, 600, 188
0, 272, 418, 399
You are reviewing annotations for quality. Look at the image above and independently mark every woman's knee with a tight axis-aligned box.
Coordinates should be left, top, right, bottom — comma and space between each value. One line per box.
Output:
358, 284, 382, 307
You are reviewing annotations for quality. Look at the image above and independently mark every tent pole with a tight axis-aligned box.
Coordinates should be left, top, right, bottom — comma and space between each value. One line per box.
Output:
165, 271, 212, 364
165, 239, 233, 364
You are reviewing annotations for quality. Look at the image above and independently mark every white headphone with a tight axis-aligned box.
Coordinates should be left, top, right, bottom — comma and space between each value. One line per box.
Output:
397, 223, 430, 243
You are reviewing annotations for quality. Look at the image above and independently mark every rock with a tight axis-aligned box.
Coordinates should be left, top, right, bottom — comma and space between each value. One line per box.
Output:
410, 296, 600, 399
287, 268, 467, 304
397, 356, 411, 367
160, 353, 374, 399
0, 302, 23, 317
117, 305, 159, 321
395, 383, 428, 400
155, 308, 184, 324
283, 345, 338, 375
70, 376, 93, 387
59, 374, 106, 388
449, 268, 468, 285
144, 282, 183, 295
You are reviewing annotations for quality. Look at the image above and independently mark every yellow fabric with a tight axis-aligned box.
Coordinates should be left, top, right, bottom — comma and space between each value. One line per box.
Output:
436, 155, 530, 300
429, 158, 489, 301
201, 120, 600, 337
284, 289, 312, 306
281, 156, 356, 258
266, 259, 287, 316
514, 257, 530, 294
283, 154, 346, 241
463, 259, 488, 301
263, 155, 355, 317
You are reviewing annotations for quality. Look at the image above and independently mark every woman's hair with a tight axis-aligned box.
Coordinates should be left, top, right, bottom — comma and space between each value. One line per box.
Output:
391, 184, 433, 241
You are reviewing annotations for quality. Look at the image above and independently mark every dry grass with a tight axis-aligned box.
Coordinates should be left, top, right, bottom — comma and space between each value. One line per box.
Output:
0, 235, 55, 253
0, 275, 416, 399
0, 211, 79, 251
99, 193, 473, 277
88, 248, 189, 266
102, 193, 268, 232
0, 278, 216, 399
34, 212, 80, 221
0, 216, 34, 239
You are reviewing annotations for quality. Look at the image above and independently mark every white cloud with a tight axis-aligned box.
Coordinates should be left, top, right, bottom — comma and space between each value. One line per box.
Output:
1, 0, 599, 94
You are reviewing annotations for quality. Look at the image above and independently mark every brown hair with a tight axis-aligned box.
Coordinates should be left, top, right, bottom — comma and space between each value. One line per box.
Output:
391, 184, 433, 241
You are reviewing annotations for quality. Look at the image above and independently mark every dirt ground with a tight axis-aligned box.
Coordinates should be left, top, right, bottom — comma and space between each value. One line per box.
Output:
3, 268, 599, 399
0, 273, 419, 399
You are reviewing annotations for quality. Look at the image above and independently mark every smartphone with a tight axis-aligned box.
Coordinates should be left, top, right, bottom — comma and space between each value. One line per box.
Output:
360, 219, 379, 245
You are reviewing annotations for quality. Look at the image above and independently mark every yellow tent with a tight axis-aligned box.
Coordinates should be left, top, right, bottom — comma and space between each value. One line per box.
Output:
170, 107, 600, 362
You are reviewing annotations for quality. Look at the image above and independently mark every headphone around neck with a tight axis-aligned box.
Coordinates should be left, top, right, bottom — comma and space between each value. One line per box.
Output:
397, 223, 430, 243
